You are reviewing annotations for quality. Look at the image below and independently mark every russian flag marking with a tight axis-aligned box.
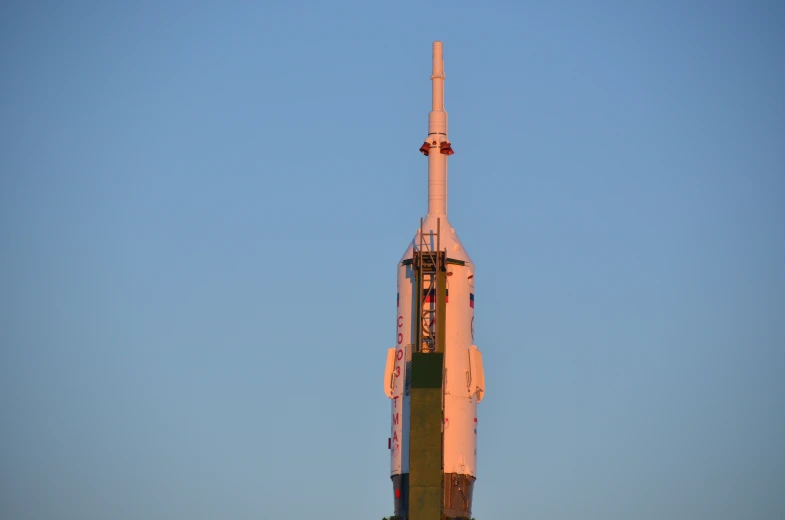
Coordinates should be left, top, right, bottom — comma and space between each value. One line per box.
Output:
423, 288, 449, 303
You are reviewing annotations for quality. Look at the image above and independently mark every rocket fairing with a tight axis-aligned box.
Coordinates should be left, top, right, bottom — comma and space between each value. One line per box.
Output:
383, 42, 485, 520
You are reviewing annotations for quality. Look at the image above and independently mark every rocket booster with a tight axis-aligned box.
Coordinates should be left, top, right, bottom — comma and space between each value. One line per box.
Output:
383, 42, 485, 520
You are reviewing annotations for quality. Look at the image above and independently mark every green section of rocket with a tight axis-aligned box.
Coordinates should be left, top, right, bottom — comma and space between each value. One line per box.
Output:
408, 353, 443, 520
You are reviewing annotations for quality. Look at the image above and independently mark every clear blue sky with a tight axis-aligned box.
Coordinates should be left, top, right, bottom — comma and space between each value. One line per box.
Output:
1, 2, 783, 519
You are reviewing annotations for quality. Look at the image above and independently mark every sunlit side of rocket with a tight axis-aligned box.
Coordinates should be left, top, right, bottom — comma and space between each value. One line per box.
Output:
384, 41, 485, 520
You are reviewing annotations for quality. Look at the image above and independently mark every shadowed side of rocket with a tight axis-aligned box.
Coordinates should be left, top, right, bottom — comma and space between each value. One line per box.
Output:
383, 42, 485, 520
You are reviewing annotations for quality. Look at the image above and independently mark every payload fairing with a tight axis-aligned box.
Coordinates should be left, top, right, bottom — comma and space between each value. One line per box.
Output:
383, 41, 485, 520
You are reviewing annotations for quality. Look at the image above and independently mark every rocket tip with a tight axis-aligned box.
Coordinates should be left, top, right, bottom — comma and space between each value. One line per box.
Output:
432, 41, 444, 75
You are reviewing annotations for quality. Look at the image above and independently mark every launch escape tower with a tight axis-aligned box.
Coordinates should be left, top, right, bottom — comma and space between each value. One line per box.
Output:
384, 42, 485, 520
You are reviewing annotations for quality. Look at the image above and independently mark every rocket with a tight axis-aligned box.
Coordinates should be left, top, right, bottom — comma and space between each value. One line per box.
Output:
384, 41, 485, 520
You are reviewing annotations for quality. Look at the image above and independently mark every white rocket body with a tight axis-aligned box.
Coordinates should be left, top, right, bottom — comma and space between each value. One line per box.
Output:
387, 220, 484, 473
383, 41, 485, 518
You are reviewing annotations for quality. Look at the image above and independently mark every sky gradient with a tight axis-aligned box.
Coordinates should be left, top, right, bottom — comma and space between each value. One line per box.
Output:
1, 2, 784, 519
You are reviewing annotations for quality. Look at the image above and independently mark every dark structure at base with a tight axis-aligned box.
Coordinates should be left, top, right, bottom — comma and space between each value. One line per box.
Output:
443, 473, 475, 518
390, 472, 474, 520
391, 473, 408, 517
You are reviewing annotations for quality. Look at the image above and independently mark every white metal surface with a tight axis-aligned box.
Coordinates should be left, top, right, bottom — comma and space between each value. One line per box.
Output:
389, 264, 413, 475
386, 40, 484, 480
384, 348, 395, 398
427, 41, 448, 216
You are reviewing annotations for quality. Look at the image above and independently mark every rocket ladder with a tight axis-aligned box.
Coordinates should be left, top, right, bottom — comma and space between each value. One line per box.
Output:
412, 217, 447, 355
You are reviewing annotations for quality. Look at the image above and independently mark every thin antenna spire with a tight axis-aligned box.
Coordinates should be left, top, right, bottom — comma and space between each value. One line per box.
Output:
427, 41, 449, 215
